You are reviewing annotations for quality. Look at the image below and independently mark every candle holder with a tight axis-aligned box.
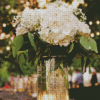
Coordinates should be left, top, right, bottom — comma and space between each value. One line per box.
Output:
13, 77, 18, 93
38, 55, 69, 100
23, 76, 28, 90
17, 78, 24, 92
31, 74, 38, 98
27, 77, 32, 95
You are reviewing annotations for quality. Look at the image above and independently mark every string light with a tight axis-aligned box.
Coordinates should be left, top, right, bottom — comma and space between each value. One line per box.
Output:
84, 3, 88, 7
20, 0, 24, 3
23, 4, 27, 8
6, 46, 10, 51
0, 32, 6, 39
9, 11, 11, 14
3, 23, 6, 27
11, 9, 15, 13
96, 20, 100, 25
11, 37, 14, 41
5, 5, 11, 9
0, 49, 3, 54
14, 10, 18, 14
89, 21, 93, 25
6, 34, 10, 38
90, 33, 95, 37
26, 1, 30, 6
96, 31, 100, 36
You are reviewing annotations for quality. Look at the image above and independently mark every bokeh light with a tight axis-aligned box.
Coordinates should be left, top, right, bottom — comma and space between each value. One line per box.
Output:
11, 9, 15, 13
84, 3, 88, 7
11, 37, 14, 41
0, 32, 6, 39
5, 5, 11, 9
96, 31, 100, 36
6, 46, 10, 51
3, 23, 6, 27
89, 21, 93, 25
96, 20, 100, 25
90, 33, 95, 37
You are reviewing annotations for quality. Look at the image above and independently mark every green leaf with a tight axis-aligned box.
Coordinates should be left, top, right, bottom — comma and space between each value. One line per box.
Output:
80, 36, 90, 50
28, 32, 37, 51
84, 56, 87, 65
17, 50, 38, 75
27, 57, 38, 74
36, 33, 45, 43
89, 66, 92, 74
34, 57, 39, 67
12, 35, 24, 57
1, 2, 4, 5
17, 50, 28, 74
68, 43, 74, 53
59, 64, 69, 91
19, 53, 26, 64
17, 50, 28, 57
18, 53, 26, 74
0, 82, 2, 86
83, 56, 87, 73
80, 36, 98, 53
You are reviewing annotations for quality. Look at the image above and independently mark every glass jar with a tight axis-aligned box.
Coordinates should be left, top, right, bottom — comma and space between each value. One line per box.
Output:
31, 74, 38, 98
27, 77, 32, 95
17, 78, 24, 92
37, 55, 69, 100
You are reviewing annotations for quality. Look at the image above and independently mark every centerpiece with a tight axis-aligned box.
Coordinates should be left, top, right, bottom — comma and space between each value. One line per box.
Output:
12, 1, 98, 99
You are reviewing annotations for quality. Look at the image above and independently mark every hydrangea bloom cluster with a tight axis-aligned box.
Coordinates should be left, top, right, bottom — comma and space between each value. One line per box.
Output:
15, 7, 45, 36
14, 1, 91, 47
39, 1, 91, 46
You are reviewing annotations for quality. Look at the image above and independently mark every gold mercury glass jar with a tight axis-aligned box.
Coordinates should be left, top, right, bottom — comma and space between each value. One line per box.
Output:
31, 74, 38, 98
17, 78, 24, 92
27, 77, 32, 95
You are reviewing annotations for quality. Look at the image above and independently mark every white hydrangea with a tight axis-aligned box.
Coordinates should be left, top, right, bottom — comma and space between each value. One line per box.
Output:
38, 2, 82, 46
38, 1, 91, 47
78, 21, 91, 34
16, 24, 28, 36
20, 7, 40, 31
15, 1, 91, 47
15, 7, 43, 36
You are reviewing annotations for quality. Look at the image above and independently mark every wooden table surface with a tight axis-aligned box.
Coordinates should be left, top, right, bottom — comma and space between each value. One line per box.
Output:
0, 89, 36, 100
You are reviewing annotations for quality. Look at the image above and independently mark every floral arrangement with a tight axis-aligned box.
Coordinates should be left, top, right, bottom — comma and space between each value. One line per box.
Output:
12, 1, 98, 75
14, 1, 91, 46
38, 2, 90, 47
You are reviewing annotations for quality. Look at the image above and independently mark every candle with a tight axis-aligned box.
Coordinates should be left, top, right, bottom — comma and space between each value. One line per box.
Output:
31, 74, 38, 98
17, 78, 24, 92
